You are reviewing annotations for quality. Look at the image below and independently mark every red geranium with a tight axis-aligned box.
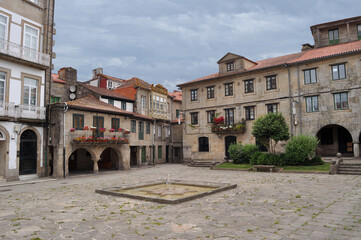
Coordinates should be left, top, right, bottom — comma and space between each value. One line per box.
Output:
213, 116, 224, 124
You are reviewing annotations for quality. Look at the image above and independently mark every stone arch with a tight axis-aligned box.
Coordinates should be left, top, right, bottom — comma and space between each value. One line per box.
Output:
98, 147, 123, 171
0, 125, 10, 178
17, 126, 42, 176
68, 147, 95, 173
316, 124, 353, 156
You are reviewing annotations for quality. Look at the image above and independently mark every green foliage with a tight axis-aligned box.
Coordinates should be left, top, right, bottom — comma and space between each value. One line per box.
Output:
250, 153, 286, 166
228, 143, 243, 164
251, 113, 290, 153
304, 156, 324, 166
228, 143, 260, 164
285, 135, 319, 165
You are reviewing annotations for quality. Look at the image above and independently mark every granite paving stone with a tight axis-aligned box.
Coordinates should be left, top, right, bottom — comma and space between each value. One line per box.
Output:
0, 164, 360, 240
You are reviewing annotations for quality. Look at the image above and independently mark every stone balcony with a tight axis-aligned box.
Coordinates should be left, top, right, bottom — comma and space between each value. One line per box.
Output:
0, 102, 46, 120
0, 39, 50, 67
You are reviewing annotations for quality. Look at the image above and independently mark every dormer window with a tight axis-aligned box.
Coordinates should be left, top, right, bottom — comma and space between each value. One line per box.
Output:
107, 81, 113, 89
357, 24, 361, 40
226, 62, 234, 72
328, 28, 339, 45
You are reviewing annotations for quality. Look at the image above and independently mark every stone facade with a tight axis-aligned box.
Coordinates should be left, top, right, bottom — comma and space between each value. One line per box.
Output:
178, 16, 361, 162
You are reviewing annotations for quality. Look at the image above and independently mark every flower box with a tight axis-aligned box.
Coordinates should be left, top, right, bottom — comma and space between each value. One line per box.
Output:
109, 129, 115, 132
211, 119, 246, 134
99, 128, 106, 132
70, 128, 76, 132
123, 130, 130, 134
83, 126, 89, 130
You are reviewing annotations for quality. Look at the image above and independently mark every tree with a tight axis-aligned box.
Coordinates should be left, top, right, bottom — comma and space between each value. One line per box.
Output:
251, 113, 290, 153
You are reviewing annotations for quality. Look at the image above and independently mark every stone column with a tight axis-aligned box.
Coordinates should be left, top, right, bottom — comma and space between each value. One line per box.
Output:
353, 141, 360, 157
121, 144, 130, 170
93, 159, 100, 174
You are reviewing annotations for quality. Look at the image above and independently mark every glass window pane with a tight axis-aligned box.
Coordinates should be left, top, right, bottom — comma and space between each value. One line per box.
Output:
0, 15, 6, 24
312, 96, 318, 111
311, 69, 317, 83
339, 64, 345, 79
0, 71, 5, 80
332, 66, 339, 79
24, 77, 37, 86
305, 71, 310, 84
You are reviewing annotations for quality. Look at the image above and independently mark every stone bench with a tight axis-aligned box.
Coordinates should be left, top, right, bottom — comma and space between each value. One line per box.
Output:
253, 165, 276, 172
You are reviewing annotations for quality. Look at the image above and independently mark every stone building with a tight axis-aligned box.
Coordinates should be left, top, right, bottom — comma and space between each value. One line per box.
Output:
0, 0, 55, 181
177, 16, 361, 162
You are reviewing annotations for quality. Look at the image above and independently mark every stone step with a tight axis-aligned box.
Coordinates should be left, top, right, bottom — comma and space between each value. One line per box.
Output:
188, 161, 218, 167
337, 171, 361, 175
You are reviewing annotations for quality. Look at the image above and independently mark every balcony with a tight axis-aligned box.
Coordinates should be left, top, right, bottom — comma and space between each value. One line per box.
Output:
0, 102, 46, 120
0, 39, 50, 67
69, 129, 129, 145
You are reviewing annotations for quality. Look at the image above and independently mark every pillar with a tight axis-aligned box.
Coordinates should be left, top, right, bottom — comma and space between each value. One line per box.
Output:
121, 144, 130, 170
353, 141, 360, 157
93, 159, 100, 174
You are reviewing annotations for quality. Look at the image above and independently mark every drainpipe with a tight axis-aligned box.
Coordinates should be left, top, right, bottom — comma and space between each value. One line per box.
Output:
296, 65, 303, 135
170, 97, 174, 163
285, 64, 294, 137
152, 120, 156, 165
63, 102, 68, 178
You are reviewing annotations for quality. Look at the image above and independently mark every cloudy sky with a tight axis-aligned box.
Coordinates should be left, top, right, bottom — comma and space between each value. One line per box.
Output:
53, 0, 360, 91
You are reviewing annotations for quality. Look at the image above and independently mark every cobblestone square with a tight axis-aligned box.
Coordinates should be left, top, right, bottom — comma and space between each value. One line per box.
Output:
1, 164, 360, 240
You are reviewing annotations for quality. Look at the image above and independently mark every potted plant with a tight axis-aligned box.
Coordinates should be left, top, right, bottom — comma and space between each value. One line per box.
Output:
109, 129, 115, 132
70, 128, 76, 132
99, 128, 106, 133
83, 126, 89, 130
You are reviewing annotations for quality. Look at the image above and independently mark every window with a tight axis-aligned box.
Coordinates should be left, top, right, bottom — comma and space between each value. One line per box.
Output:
158, 125, 162, 138
0, 71, 6, 102
24, 25, 39, 58
156, 96, 160, 110
93, 116, 104, 138
108, 99, 114, 106
141, 95, 146, 109
198, 137, 209, 152
332, 64, 346, 80
358, 25, 361, 40
190, 112, 198, 125
50, 97, 61, 103
0, 14, 8, 41
190, 89, 198, 101
176, 109, 180, 118
131, 120, 136, 133
73, 114, 84, 130
305, 96, 319, 112
304, 68, 317, 84
226, 62, 234, 71
139, 121, 144, 140
146, 122, 150, 134
206, 86, 214, 99
121, 101, 126, 110
107, 81, 113, 89
266, 75, 277, 90
334, 92, 348, 110
158, 146, 162, 159
23, 77, 38, 106
224, 108, 234, 125
320, 128, 333, 145
225, 83, 233, 96
267, 103, 278, 114
245, 106, 255, 120
328, 28, 339, 44
111, 118, 120, 132
244, 79, 254, 93
207, 110, 215, 123
160, 97, 164, 111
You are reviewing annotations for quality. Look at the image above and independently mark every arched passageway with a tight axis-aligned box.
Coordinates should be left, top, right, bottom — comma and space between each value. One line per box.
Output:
316, 125, 353, 156
19, 130, 37, 175
98, 148, 120, 171
68, 148, 93, 173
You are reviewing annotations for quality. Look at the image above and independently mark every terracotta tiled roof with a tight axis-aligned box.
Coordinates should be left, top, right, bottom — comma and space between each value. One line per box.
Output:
97, 74, 126, 83
80, 83, 134, 102
117, 77, 152, 90
168, 91, 182, 101
178, 40, 361, 87
52, 73, 66, 84
66, 95, 153, 121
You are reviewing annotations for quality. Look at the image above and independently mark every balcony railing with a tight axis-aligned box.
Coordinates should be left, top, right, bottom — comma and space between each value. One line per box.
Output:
0, 39, 50, 66
69, 130, 129, 144
0, 102, 46, 120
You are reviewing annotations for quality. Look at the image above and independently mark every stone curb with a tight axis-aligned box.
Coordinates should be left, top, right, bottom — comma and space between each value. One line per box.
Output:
211, 167, 329, 174
0, 178, 58, 188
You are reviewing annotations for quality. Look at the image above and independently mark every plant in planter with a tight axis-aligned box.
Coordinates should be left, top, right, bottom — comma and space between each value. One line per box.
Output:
73, 136, 85, 143
99, 128, 106, 133
118, 128, 123, 132
90, 126, 96, 131
109, 129, 115, 132
123, 129, 130, 134
83, 126, 89, 130
86, 136, 94, 143
70, 128, 76, 132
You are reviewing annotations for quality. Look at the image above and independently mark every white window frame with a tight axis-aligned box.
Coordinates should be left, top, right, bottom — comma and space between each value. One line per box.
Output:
23, 77, 38, 106
24, 24, 39, 50
0, 71, 6, 102
0, 13, 9, 41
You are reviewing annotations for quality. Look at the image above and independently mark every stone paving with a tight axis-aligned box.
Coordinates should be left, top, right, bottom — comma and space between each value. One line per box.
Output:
0, 164, 361, 240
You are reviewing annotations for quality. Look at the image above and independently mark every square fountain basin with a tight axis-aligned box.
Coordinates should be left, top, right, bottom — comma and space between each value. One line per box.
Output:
96, 180, 237, 204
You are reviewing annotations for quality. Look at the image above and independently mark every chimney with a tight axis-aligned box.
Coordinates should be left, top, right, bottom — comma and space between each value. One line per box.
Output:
92, 67, 103, 79
58, 67, 77, 83
301, 43, 314, 52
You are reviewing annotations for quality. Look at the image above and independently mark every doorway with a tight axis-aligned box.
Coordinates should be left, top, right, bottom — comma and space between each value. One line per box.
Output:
19, 130, 37, 175
225, 136, 237, 159
130, 146, 138, 167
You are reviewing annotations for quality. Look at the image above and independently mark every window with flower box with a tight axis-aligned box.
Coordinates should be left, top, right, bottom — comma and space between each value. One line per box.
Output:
111, 118, 120, 132
224, 108, 234, 125
93, 116, 104, 138
207, 110, 215, 123
73, 114, 84, 130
